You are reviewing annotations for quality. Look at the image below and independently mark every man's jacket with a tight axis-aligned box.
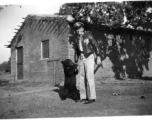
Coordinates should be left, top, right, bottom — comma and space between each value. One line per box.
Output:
76, 31, 100, 58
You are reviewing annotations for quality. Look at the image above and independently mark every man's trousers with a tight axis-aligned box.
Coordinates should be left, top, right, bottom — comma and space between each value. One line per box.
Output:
76, 54, 96, 100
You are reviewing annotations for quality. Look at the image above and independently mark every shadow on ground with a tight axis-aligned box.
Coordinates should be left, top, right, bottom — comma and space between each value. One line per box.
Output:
141, 77, 152, 81
53, 85, 80, 102
0, 79, 9, 86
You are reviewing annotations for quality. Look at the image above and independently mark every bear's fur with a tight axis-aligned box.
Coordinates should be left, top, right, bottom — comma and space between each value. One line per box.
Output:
61, 59, 80, 101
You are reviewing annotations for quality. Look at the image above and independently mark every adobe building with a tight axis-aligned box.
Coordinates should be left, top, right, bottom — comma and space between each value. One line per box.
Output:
7, 14, 152, 85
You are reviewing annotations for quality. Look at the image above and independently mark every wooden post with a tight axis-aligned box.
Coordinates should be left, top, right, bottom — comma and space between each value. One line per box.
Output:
47, 58, 61, 85
53, 61, 55, 85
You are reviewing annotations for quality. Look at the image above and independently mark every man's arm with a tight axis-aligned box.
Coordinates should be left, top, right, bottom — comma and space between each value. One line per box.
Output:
87, 33, 102, 65
88, 33, 100, 56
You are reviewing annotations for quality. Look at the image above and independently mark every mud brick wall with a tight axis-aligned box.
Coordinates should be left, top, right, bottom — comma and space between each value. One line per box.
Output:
11, 25, 29, 81
142, 39, 152, 77
95, 57, 115, 81
11, 46, 16, 81
26, 20, 69, 84
68, 41, 75, 62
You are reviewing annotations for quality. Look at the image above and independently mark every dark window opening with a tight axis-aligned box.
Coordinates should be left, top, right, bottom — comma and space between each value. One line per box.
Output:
42, 40, 49, 58
142, 38, 150, 58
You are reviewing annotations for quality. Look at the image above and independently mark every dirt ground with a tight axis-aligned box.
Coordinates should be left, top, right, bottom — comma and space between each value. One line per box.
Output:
0, 72, 152, 118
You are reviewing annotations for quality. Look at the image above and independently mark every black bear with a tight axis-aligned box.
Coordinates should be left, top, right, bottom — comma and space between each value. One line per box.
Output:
61, 59, 80, 101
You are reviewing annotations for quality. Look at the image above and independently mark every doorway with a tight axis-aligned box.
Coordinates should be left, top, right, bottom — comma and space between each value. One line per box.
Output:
17, 47, 23, 79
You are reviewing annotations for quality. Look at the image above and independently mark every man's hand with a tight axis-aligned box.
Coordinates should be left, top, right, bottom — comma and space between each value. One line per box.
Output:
96, 56, 101, 65
80, 53, 84, 60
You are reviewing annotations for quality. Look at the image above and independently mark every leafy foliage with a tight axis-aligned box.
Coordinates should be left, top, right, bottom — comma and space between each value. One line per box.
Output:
0, 5, 22, 12
58, 1, 152, 30
124, 1, 152, 30
0, 57, 11, 72
0, 6, 4, 11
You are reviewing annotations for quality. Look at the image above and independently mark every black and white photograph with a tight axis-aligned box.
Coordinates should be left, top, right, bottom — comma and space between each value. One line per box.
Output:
0, 0, 152, 119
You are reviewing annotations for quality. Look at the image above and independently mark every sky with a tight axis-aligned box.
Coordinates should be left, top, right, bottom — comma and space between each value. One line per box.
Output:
0, 0, 125, 64
0, 0, 68, 64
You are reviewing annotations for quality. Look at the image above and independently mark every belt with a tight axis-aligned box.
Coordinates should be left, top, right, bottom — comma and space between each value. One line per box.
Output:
84, 52, 93, 58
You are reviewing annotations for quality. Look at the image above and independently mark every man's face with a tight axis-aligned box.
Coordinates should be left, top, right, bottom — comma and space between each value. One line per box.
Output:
76, 27, 84, 35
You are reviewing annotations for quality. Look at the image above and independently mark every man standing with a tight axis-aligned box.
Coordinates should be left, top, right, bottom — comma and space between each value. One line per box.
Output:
74, 22, 101, 104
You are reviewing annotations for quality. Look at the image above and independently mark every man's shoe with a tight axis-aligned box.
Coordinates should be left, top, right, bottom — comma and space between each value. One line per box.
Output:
80, 99, 87, 102
84, 99, 95, 104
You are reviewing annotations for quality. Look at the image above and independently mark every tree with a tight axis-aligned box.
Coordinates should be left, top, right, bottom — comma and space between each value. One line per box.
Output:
0, 57, 11, 72
58, 2, 124, 27
0, 6, 3, 11
124, 1, 152, 30
0, 5, 22, 12
58, 1, 152, 30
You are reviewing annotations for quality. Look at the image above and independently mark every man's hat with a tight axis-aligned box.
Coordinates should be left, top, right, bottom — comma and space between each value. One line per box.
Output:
73, 22, 84, 30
